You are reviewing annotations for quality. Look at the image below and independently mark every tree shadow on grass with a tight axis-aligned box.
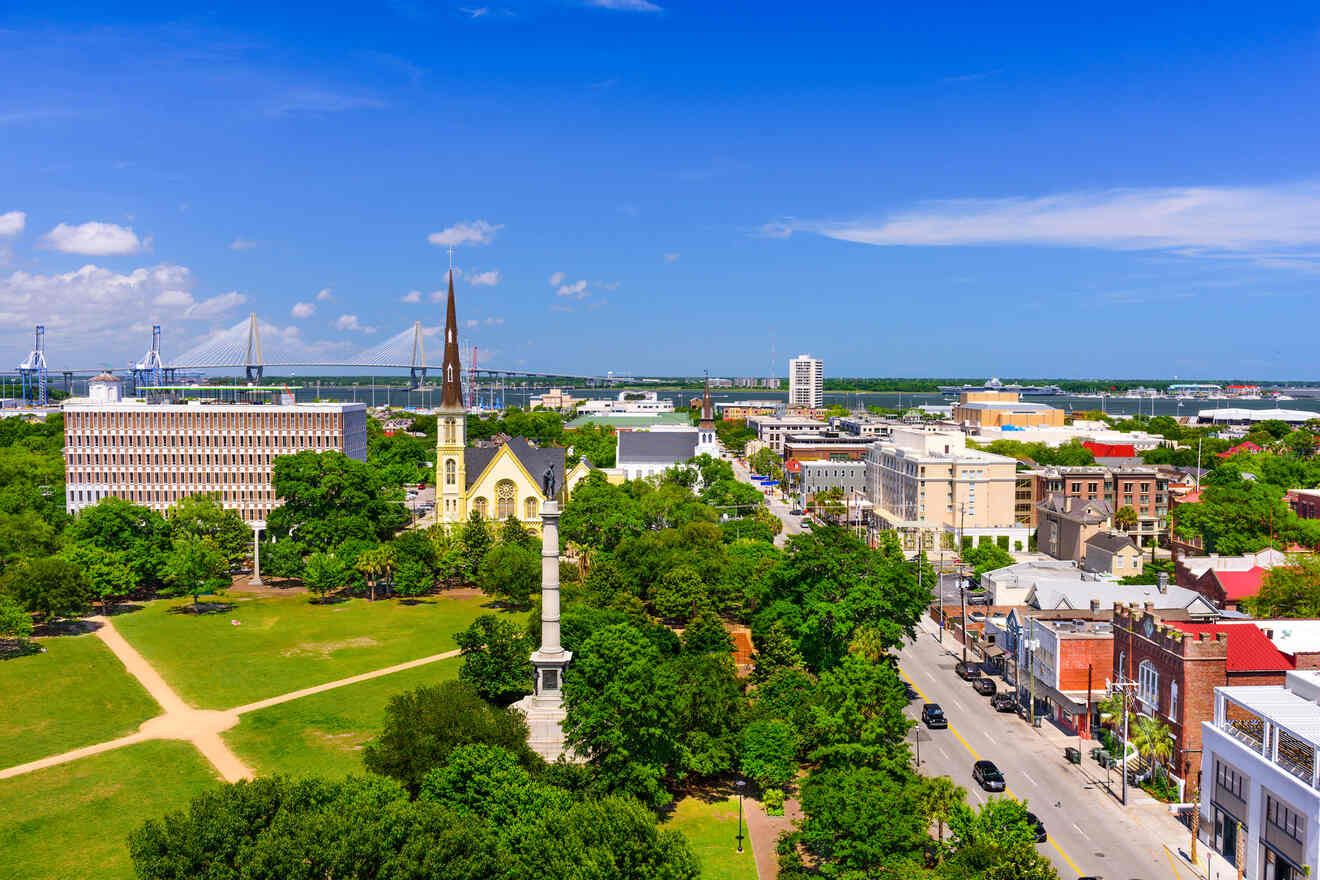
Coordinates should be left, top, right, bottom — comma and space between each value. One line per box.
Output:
32, 618, 104, 638
309, 595, 350, 606
166, 602, 237, 616
0, 639, 43, 660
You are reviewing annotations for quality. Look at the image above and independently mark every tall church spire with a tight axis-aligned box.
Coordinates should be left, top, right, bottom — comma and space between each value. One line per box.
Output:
439, 256, 464, 411
699, 371, 714, 430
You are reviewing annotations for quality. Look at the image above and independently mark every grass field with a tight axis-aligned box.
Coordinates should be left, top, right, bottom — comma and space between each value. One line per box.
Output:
0, 739, 220, 880
665, 796, 759, 880
112, 592, 500, 709
0, 632, 160, 769
225, 655, 462, 779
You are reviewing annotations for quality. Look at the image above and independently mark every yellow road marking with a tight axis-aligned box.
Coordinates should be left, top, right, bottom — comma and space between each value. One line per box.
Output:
899, 663, 1083, 877
1163, 845, 1183, 880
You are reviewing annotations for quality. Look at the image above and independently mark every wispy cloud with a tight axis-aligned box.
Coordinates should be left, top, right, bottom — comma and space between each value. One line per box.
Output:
556, 280, 589, 298
229, 237, 257, 251
264, 89, 385, 117
0, 211, 26, 238
587, 0, 662, 10
400, 290, 422, 303
467, 269, 501, 286
459, 6, 489, 17
290, 302, 315, 318
548, 271, 565, 286
781, 181, 1320, 271
428, 219, 502, 247
756, 221, 793, 239
663, 252, 680, 263
40, 221, 145, 256
334, 314, 377, 333
316, 288, 334, 301
186, 291, 247, 318
940, 71, 996, 83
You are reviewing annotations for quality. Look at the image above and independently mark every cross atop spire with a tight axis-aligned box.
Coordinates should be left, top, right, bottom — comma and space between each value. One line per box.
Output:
439, 262, 464, 411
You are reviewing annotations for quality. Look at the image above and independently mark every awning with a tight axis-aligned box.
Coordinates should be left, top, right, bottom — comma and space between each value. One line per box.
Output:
981, 644, 1006, 659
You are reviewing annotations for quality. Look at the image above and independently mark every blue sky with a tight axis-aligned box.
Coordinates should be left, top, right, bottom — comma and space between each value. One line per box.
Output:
2, 2, 1319, 379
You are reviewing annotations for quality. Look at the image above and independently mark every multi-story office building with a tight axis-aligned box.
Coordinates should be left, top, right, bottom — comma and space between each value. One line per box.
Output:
63, 374, 368, 522
746, 414, 828, 455
1037, 464, 1170, 545
1200, 670, 1320, 879
788, 354, 823, 409
863, 427, 1028, 551
798, 460, 866, 497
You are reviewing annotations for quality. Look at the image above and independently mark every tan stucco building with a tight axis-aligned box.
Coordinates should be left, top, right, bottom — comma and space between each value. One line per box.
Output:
953, 391, 1066, 429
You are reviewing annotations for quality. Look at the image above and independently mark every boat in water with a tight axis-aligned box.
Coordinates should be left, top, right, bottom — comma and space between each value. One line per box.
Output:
937, 377, 1063, 396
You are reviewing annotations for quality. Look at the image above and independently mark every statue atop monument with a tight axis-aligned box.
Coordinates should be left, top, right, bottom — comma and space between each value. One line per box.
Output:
542, 464, 557, 498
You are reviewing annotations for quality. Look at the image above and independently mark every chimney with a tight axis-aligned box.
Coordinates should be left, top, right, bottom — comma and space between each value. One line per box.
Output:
1157, 572, 1169, 594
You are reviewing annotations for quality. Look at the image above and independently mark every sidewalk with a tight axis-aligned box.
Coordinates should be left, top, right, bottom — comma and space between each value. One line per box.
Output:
912, 613, 1211, 879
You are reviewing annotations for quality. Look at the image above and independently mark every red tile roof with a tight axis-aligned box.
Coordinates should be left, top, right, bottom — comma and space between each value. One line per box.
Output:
1168, 621, 1294, 672
1210, 567, 1268, 601
1084, 441, 1137, 458
1217, 440, 1263, 458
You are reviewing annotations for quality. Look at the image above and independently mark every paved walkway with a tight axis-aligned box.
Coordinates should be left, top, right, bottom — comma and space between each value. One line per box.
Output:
742, 789, 801, 879
0, 618, 461, 784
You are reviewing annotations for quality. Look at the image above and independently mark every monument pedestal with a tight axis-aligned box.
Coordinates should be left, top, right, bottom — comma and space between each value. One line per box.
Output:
512, 498, 577, 762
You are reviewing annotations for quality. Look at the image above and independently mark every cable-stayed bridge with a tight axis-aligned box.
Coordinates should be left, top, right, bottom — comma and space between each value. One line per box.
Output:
8, 315, 633, 404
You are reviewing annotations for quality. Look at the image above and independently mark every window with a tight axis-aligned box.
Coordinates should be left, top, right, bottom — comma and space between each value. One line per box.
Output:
1266, 795, 1304, 843
472, 496, 488, 518
444, 418, 456, 444
1117, 651, 1126, 681
1138, 660, 1159, 709
496, 479, 516, 520
445, 458, 457, 486
1215, 760, 1244, 799
524, 497, 538, 520
1169, 682, 1178, 720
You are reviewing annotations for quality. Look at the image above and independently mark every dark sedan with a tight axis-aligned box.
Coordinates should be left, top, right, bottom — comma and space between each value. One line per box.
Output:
972, 760, 1006, 792
921, 703, 947, 729
991, 692, 1017, 713
972, 677, 998, 696
954, 661, 980, 680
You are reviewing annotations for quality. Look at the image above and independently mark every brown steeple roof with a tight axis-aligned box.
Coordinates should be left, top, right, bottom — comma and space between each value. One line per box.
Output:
439, 269, 464, 411
699, 372, 715, 430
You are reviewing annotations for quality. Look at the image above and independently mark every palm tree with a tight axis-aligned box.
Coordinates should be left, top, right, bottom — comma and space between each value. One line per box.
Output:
1114, 505, 1139, 534
914, 775, 966, 859
355, 546, 396, 602
1131, 714, 1175, 787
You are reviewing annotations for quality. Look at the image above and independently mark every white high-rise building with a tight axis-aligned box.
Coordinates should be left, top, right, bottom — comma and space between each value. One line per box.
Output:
789, 354, 823, 409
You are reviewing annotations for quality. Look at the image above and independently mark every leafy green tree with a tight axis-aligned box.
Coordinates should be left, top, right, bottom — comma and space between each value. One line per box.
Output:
810, 487, 846, 521
962, 541, 1015, 580
369, 430, 431, 486
477, 542, 540, 608
563, 623, 679, 808
1177, 478, 1318, 554
581, 557, 632, 607
0, 593, 33, 648
355, 544, 396, 601
1130, 713, 1175, 782
748, 668, 817, 743
564, 423, 617, 468
0, 557, 92, 621
682, 608, 734, 654
56, 543, 136, 614
363, 680, 538, 795
0, 510, 59, 572
302, 551, 349, 602
752, 620, 804, 680
499, 515, 537, 551
455, 614, 534, 705
946, 797, 1058, 880
167, 495, 251, 567
420, 743, 570, 830
560, 472, 644, 551
268, 450, 408, 552
806, 655, 912, 768
391, 526, 440, 596
1247, 555, 1320, 617
669, 651, 745, 778
161, 537, 230, 605
651, 565, 709, 621
798, 765, 930, 877
714, 418, 756, 455
261, 539, 305, 579
461, 511, 494, 577
66, 497, 171, 587
741, 719, 798, 791
748, 447, 784, 481
914, 775, 966, 854
1114, 505, 1139, 533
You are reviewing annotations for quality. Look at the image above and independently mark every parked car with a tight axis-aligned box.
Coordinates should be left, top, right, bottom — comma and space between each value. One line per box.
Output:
789, 508, 804, 516
972, 677, 998, 696
1026, 812, 1047, 843
954, 661, 980, 681
991, 692, 1017, 713
921, 703, 947, 728
801, 520, 814, 529
972, 760, 1006, 792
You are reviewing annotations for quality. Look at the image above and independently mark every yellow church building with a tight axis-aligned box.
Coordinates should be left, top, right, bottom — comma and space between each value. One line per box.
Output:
432, 271, 591, 535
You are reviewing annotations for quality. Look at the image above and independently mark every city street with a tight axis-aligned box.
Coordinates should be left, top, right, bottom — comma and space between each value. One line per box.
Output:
729, 455, 804, 545
900, 627, 1189, 880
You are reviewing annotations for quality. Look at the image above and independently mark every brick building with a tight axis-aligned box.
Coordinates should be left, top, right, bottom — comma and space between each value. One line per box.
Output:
1111, 605, 1294, 783
1021, 612, 1115, 737
1287, 488, 1320, 520
1039, 464, 1170, 547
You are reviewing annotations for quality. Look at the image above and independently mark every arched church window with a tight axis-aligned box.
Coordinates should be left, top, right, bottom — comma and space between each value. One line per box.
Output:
472, 496, 488, 518
444, 418, 456, 444
445, 458, 456, 485
496, 479, 516, 520
524, 496, 538, 520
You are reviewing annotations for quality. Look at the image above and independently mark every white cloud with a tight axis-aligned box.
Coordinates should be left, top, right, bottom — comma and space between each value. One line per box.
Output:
485, 316, 504, 325
548, 271, 565, 286
588, 0, 662, 10
229, 238, 257, 251
265, 90, 386, 117
757, 222, 793, 239
316, 287, 334, 301
467, 269, 501, 287
459, 6, 489, 16
186, 291, 247, 318
291, 301, 316, 318
799, 182, 1320, 270
0, 211, 25, 237
400, 290, 422, 303
663, 252, 680, 263
556, 279, 588, 298
335, 313, 377, 333
465, 319, 480, 328
40, 221, 144, 255
427, 219, 502, 248
153, 290, 194, 308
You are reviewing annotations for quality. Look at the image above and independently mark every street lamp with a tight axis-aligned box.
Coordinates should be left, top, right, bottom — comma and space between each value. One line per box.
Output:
735, 779, 746, 853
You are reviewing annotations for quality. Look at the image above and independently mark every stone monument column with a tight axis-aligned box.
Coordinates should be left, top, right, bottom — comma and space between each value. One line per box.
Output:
514, 500, 573, 759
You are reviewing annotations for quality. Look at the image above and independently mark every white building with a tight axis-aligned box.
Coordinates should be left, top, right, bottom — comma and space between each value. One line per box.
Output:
63, 391, 368, 522
789, 354, 823, 409
575, 391, 675, 416
746, 414, 829, 455
1200, 670, 1320, 879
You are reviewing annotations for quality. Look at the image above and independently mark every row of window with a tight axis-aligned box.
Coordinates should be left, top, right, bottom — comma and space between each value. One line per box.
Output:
68, 433, 339, 450
1266, 793, 1305, 843
1117, 653, 1179, 721
70, 488, 276, 506
1215, 759, 1245, 799
67, 410, 343, 431
71, 453, 284, 467
69, 470, 270, 485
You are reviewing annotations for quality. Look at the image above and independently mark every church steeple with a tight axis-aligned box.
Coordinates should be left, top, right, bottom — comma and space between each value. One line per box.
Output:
699, 371, 715, 430
439, 256, 463, 412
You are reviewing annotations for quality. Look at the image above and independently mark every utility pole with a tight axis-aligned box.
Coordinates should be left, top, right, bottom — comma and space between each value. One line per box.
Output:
1083, 664, 1092, 754
1028, 616, 1037, 727
1121, 685, 1130, 805
960, 573, 968, 666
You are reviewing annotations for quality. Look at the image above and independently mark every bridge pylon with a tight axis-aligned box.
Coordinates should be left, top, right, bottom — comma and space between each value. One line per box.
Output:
243, 313, 263, 383
408, 321, 427, 389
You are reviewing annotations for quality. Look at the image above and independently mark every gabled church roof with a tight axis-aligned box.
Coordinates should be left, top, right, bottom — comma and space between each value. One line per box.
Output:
464, 437, 565, 495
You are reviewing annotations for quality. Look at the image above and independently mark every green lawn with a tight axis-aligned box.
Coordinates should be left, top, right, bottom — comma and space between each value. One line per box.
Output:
0, 739, 220, 880
225, 655, 462, 779
665, 796, 758, 880
0, 633, 160, 769
113, 592, 501, 709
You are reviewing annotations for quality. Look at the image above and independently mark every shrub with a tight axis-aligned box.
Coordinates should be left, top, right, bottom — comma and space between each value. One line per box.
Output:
996, 535, 1010, 551
764, 787, 786, 816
